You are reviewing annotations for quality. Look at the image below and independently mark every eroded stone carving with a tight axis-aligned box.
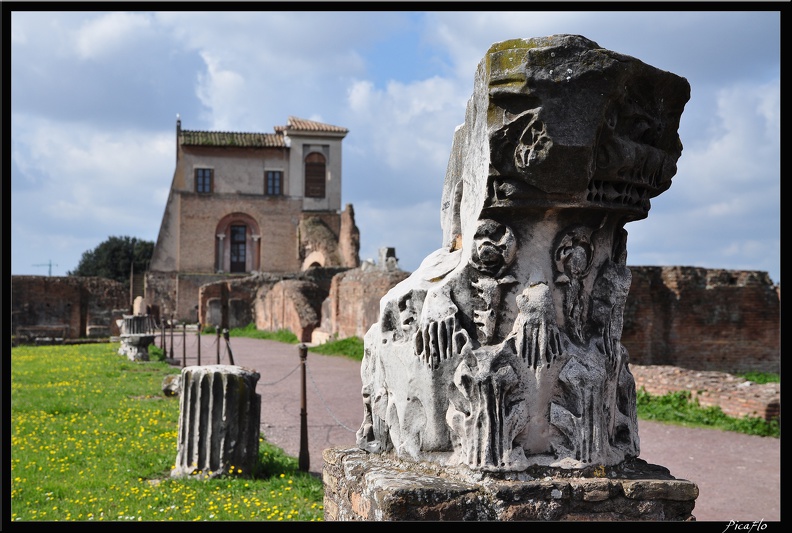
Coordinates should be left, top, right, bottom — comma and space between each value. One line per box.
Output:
357, 35, 689, 471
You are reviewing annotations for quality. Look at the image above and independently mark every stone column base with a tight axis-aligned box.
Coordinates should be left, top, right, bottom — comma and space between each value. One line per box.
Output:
322, 448, 698, 521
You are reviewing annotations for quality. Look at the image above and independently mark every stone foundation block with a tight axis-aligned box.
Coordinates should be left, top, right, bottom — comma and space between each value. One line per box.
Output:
323, 448, 698, 521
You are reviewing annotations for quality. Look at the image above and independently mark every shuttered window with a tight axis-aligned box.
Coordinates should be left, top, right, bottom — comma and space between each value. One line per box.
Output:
304, 153, 326, 198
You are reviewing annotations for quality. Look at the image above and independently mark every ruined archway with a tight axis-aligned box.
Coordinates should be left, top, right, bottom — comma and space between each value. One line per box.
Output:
301, 251, 327, 271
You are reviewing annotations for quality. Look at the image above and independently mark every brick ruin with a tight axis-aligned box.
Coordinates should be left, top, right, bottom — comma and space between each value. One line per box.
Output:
623, 267, 779, 373
316, 262, 410, 342
10, 265, 779, 375
11, 275, 130, 342
194, 250, 409, 343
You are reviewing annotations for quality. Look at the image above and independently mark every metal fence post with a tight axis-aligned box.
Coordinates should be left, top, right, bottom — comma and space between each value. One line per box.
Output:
182, 322, 186, 368
223, 328, 235, 366
197, 323, 202, 366
216, 327, 221, 364
169, 314, 175, 360
298, 343, 309, 473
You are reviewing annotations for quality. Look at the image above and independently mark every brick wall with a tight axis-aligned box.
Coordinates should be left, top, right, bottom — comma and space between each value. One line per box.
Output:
199, 274, 278, 328
194, 268, 350, 329
255, 280, 327, 342
316, 266, 410, 341
622, 267, 780, 373
178, 193, 304, 273
11, 276, 129, 339
144, 271, 178, 320
15, 265, 780, 377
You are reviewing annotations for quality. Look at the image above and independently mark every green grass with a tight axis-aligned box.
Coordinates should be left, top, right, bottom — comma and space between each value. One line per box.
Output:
205, 324, 363, 360
737, 371, 780, 384
636, 388, 779, 438
308, 336, 364, 362
148, 345, 166, 362
202, 323, 300, 344
10, 343, 324, 522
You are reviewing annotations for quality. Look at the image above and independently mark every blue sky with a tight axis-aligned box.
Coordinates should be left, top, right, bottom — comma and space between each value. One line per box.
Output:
8, 8, 781, 284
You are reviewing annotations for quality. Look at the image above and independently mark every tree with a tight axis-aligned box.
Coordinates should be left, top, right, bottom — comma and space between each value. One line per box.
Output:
68, 236, 154, 287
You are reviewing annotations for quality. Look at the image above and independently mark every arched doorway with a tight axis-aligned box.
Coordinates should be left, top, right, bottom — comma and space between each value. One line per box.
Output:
229, 224, 247, 273
215, 213, 261, 273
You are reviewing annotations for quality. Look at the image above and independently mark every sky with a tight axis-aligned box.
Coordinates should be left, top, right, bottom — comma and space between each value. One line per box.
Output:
7, 8, 781, 285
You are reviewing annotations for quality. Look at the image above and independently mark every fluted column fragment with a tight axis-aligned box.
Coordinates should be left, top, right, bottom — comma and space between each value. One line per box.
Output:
172, 365, 261, 479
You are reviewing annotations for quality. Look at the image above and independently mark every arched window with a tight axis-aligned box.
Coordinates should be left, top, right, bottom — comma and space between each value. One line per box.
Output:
305, 152, 326, 198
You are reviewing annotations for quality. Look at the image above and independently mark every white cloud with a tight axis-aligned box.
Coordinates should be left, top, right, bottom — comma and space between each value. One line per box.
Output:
347, 80, 375, 113
149, 12, 380, 132
346, 76, 467, 173
12, 115, 172, 232
195, 52, 248, 130
672, 79, 780, 212
75, 12, 153, 60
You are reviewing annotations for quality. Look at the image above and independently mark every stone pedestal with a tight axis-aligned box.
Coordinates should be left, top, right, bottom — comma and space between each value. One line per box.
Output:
323, 448, 698, 521
118, 314, 157, 361
171, 365, 261, 479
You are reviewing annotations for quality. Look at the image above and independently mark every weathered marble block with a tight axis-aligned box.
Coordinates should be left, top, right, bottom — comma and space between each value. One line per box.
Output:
172, 365, 261, 479
356, 35, 690, 472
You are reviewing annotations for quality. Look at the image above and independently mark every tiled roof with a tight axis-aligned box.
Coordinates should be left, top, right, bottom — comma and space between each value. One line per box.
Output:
274, 116, 349, 134
179, 130, 287, 148
179, 116, 348, 147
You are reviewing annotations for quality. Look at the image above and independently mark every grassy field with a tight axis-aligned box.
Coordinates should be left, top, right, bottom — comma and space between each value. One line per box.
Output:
10, 343, 324, 522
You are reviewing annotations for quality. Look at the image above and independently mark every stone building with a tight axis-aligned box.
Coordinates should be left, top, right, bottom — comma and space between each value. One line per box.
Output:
145, 116, 360, 322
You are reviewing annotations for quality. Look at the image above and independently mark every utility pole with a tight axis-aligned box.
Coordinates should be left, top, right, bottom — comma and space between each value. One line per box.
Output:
32, 260, 58, 276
